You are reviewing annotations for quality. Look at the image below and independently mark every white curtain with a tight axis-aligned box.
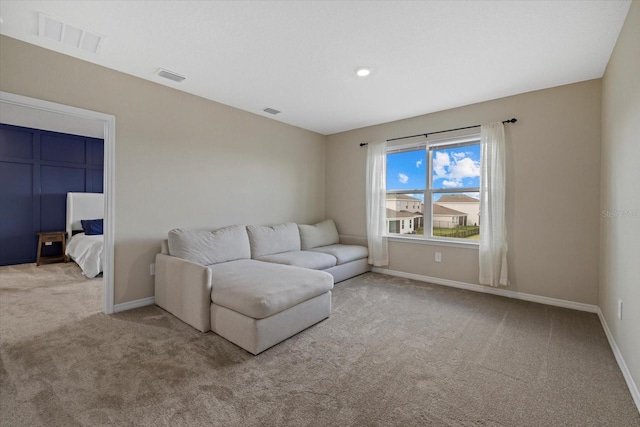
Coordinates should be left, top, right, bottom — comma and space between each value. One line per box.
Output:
365, 141, 389, 266
479, 122, 508, 286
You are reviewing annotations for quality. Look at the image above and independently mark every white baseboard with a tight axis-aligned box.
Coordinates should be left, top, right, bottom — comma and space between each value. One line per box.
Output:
371, 267, 639, 413
597, 308, 640, 413
113, 296, 155, 313
371, 268, 598, 313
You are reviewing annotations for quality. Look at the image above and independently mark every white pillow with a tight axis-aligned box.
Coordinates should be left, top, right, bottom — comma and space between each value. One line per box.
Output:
167, 225, 250, 265
246, 222, 301, 258
298, 219, 339, 250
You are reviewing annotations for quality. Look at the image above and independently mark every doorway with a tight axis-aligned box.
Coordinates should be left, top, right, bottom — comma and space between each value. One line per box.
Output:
0, 91, 116, 314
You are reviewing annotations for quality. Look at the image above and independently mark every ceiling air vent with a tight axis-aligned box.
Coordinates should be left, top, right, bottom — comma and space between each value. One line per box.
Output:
262, 107, 281, 115
156, 68, 186, 83
38, 12, 104, 54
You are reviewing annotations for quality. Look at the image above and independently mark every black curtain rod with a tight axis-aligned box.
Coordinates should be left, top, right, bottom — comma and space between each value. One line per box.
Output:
359, 118, 517, 147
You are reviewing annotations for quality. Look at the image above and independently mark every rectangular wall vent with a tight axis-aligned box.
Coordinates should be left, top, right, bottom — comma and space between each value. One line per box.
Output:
262, 107, 281, 115
38, 12, 104, 54
156, 69, 186, 83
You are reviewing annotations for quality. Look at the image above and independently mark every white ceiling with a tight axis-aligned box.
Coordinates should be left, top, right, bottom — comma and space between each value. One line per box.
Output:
0, 1, 631, 135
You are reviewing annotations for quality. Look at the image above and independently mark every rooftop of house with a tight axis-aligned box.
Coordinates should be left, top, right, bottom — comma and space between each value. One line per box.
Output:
400, 210, 423, 216
386, 209, 422, 219
387, 194, 422, 202
433, 204, 468, 216
387, 204, 466, 217
437, 194, 480, 203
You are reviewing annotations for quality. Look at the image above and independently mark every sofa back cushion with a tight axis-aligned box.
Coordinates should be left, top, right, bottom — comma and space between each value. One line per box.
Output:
298, 219, 340, 250
168, 225, 250, 265
247, 222, 301, 258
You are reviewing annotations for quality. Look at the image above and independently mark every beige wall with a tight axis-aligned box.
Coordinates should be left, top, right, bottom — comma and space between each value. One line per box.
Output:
600, 0, 640, 401
326, 80, 602, 304
0, 36, 326, 304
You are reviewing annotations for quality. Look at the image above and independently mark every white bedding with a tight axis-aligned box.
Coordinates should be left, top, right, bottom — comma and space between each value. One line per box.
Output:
66, 233, 103, 278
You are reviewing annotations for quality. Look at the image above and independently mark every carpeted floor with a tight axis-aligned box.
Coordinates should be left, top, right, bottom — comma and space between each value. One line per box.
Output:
1, 264, 638, 426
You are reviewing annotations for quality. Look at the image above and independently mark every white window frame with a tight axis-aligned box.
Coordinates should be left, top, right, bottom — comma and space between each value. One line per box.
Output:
386, 133, 481, 246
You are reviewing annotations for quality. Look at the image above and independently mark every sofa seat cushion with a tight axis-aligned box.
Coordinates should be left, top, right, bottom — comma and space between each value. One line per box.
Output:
209, 260, 333, 319
307, 244, 369, 265
255, 251, 337, 270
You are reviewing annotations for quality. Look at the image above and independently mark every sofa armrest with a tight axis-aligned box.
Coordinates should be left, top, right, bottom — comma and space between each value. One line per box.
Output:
155, 253, 213, 332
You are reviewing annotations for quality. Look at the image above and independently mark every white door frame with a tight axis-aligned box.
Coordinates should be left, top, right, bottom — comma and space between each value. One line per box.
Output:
1, 91, 116, 314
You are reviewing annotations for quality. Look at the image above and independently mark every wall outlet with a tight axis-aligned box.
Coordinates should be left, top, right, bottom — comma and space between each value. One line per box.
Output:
618, 299, 622, 320
435, 252, 442, 263
150, 263, 155, 276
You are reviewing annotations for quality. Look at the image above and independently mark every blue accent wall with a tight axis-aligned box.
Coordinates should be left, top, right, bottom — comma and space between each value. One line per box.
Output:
0, 124, 103, 266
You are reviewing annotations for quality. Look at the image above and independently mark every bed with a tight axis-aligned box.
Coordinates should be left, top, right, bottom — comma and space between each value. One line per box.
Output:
65, 192, 104, 278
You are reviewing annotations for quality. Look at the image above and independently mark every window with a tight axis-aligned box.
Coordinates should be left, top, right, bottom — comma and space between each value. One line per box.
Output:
386, 134, 481, 241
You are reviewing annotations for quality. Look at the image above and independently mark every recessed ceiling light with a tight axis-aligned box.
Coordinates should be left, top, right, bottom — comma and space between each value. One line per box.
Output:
355, 67, 371, 77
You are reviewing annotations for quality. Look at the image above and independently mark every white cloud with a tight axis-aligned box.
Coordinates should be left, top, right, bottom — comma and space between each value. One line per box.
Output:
442, 180, 464, 188
416, 159, 423, 168
433, 152, 450, 177
449, 157, 480, 180
432, 149, 480, 186
398, 173, 409, 184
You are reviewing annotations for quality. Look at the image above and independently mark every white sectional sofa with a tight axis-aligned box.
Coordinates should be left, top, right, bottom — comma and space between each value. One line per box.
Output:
154, 220, 369, 354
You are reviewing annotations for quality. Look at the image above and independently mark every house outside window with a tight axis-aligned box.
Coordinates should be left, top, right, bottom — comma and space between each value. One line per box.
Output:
386, 134, 481, 241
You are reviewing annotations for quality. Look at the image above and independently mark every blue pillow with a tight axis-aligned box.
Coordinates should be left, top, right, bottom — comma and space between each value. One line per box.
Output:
81, 219, 103, 236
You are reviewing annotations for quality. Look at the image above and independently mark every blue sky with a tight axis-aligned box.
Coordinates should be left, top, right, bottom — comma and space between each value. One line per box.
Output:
387, 145, 481, 200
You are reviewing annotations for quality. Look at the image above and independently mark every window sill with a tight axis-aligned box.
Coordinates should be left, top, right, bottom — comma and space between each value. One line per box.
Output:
386, 235, 479, 249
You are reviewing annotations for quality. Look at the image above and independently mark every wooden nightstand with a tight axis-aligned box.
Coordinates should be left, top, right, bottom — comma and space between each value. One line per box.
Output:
36, 231, 67, 266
